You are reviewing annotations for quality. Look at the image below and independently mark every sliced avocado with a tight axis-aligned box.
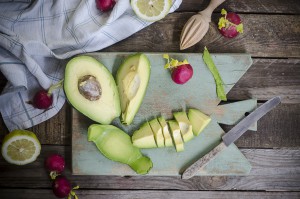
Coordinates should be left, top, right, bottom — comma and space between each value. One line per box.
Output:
188, 109, 211, 136
64, 56, 121, 124
157, 116, 173, 147
173, 111, 194, 142
168, 120, 184, 152
116, 53, 151, 125
88, 124, 153, 175
148, 118, 164, 148
132, 122, 157, 149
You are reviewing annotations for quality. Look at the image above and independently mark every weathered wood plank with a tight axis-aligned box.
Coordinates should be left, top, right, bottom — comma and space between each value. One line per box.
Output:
228, 59, 300, 104
0, 146, 299, 191
0, 103, 71, 144
0, 189, 299, 199
104, 14, 300, 58
178, 0, 300, 14
234, 103, 300, 148
28, 104, 71, 145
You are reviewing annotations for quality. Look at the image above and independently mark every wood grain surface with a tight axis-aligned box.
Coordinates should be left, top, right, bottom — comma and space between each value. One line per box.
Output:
178, 0, 300, 13
0, 0, 299, 198
0, 146, 299, 191
105, 14, 300, 58
1, 189, 300, 199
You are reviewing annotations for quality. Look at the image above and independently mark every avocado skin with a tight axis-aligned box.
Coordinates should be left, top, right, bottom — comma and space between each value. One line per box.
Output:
116, 53, 151, 125
88, 124, 153, 175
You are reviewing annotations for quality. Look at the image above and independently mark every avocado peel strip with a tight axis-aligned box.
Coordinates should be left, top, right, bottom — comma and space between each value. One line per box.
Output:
202, 47, 227, 101
88, 124, 153, 175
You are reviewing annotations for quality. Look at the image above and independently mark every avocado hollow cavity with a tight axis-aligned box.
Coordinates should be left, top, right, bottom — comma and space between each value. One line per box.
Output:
78, 75, 102, 101
122, 70, 140, 100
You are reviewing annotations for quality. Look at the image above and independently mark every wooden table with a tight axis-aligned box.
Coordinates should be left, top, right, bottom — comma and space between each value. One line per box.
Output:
1, 1, 300, 198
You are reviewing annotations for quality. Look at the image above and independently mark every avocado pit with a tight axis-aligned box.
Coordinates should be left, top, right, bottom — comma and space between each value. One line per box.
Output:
78, 75, 101, 101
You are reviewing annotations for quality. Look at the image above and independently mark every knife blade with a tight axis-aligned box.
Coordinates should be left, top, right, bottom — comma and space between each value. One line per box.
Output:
181, 96, 281, 179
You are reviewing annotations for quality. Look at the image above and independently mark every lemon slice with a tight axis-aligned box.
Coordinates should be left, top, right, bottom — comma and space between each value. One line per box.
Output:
131, 0, 172, 22
1, 130, 41, 165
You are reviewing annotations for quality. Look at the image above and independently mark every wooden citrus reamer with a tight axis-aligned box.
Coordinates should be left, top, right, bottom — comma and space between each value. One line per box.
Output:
180, 0, 225, 50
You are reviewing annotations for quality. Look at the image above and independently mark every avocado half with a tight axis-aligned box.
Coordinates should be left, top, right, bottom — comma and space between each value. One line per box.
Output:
116, 53, 151, 125
64, 56, 121, 124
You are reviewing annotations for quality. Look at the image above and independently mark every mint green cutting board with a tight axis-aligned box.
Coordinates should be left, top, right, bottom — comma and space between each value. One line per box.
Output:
71, 52, 256, 176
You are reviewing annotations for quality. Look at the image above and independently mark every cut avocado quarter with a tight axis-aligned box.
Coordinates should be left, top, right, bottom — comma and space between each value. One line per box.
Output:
168, 120, 184, 152
188, 109, 211, 136
148, 118, 164, 148
157, 116, 173, 147
173, 111, 194, 142
64, 56, 121, 124
88, 124, 153, 175
132, 122, 157, 149
116, 53, 151, 125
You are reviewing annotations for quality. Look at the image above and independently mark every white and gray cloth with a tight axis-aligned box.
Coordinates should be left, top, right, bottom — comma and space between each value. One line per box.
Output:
0, 0, 182, 131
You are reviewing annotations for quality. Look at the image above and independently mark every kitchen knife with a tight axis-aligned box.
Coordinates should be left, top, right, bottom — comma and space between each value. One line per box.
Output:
181, 96, 281, 179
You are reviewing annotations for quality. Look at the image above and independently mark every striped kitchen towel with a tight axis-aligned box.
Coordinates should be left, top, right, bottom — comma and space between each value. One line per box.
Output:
0, 0, 182, 131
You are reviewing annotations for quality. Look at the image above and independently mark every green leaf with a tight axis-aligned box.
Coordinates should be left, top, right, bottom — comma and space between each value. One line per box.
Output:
163, 54, 169, 60
236, 23, 244, 33
163, 55, 189, 69
221, 8, 227, 15
218, 17, 227, 29
202, 47, 227, 101
73, 185, 80, 190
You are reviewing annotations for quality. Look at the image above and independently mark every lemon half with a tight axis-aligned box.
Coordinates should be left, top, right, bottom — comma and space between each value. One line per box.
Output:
1, 130, 41, 165
131, 0, 172, 22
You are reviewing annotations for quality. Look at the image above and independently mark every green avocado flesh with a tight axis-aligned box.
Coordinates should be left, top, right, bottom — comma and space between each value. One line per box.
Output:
132, 122, 157, 148
116, 53, 151, 125
64, 56, 121, 124
88, 124, 153, 175
148, 118, 164, 147
129, 109, 211, 152
157, 116, 173, 147
173, 111, 194, 142
188, 109, 211, 136
168, 120, 184, 152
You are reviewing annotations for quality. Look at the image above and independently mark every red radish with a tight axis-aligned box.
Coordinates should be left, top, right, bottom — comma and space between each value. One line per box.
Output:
96, 0, 116, 12
171, 64, 193, 84
218, 9, 243, 38
33, 90, 53, 109
32, 79, 63, 110
163, 54, 193, 85
52, 176, 72, 198
45, 154, 65, 179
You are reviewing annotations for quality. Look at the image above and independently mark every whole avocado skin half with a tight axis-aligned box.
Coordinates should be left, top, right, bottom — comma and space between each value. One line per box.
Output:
116, 53, 151, 125
64, 56, 121, 124
88, 124, 153, 175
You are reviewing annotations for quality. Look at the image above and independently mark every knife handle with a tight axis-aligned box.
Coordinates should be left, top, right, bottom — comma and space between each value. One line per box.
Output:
181, 142, 227, 179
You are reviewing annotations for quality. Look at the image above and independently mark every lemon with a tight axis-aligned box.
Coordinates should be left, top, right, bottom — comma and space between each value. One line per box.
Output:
131, 0, 172, 22
1, 130, 41, 165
